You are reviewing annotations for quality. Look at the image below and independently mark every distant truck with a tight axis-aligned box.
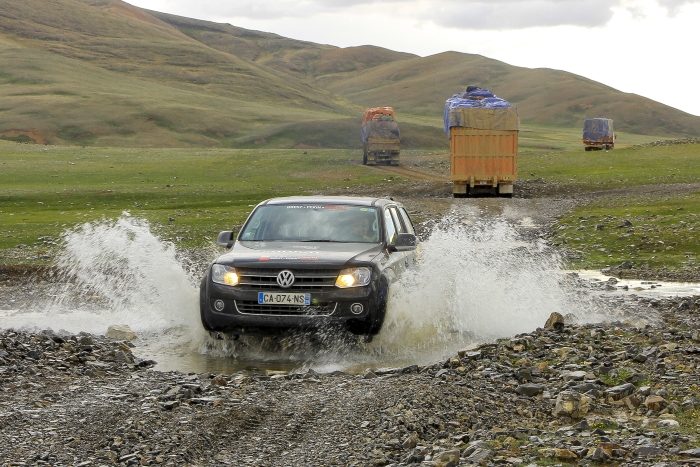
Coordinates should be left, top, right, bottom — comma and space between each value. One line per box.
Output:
361, 107, 400, 165
583, 118, 615, 151
444, 86, 519, 197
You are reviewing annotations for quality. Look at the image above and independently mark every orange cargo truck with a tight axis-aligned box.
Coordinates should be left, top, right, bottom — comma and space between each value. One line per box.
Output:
444, 87, 519, 197
361, 107, 400, 165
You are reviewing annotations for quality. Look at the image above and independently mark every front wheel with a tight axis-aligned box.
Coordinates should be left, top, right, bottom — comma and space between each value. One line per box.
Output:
362, 152, 368, 165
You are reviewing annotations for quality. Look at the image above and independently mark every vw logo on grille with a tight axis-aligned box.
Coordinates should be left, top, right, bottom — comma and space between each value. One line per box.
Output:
276, 270, 296, 288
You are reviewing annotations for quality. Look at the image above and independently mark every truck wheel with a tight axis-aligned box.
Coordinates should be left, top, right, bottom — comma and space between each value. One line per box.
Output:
362, 153, 368, 165
199, 276, 214, 332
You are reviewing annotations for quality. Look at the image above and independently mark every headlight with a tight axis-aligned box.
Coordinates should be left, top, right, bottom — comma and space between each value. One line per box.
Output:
211, 264, 239, 286
335, 267, 372, 288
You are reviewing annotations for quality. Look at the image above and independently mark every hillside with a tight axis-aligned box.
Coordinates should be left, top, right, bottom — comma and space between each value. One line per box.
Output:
0, 0, 698, 148
146, 10, 416, 79
319, 52, 700, 137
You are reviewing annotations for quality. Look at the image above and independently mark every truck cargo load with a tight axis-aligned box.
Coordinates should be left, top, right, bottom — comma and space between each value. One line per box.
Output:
361, 107, 400, 165
583, 118, 615, 151
444, 87, 519, 197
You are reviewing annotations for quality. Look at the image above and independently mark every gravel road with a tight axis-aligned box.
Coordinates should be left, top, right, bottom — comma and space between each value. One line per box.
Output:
2, 294, 700, 466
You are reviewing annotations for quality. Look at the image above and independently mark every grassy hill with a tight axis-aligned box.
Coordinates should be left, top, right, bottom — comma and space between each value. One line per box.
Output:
319, 52, 700, 137
0, 0, 698, 148
146, 10, 416, 79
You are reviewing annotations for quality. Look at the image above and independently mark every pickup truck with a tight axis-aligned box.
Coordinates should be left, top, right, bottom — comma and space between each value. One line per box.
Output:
200, 196, 418, 340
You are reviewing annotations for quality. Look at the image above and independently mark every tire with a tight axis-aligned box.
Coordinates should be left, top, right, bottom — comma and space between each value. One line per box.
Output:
368, 276, 390, 335
362, 152, 368, 165
199, 276, 214, 332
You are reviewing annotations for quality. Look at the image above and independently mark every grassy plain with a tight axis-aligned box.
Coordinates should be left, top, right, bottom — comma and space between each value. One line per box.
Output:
521, 141, 700, 189
549, 192, 700, 270
524, 142, 700, 270
2, 140, 699, 273
0, 142, 389, 256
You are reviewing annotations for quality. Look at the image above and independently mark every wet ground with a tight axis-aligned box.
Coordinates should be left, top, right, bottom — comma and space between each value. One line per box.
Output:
1, 194, 698, 377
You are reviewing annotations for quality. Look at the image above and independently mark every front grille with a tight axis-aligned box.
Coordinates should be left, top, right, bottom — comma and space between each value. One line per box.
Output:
234, 301, 337, 316
236, 268, 339, 291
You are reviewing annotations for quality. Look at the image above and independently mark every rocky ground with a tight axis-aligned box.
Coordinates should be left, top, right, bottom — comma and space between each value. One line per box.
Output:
1, 293, 700, 467
3, 150, 700, 466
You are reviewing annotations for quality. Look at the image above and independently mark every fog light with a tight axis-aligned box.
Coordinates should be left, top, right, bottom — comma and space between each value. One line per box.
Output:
350, 303, 364, 314
214, 299, 225, 312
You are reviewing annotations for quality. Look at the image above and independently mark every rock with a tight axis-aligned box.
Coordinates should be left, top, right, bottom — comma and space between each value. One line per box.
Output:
401, 435, 418, 449
515, 383, 545, 397
210, 375, 228, 386
562, 370, 587, 381
605, 383, 636, 401
636, 445, 664, 457
162, 401, 179, 410
587, 447, 610, 462
682, 399, 695, 411
544, 312, 564, 331
514, 367, 532, 383
433, 449, 460, 467
645, 395, 668, 411
105, 325, 137, 341
680, 448, 700, 457
657, 419, 679, 428
463, 448, 491, 464
572, 419, 590, 431
553, 391, 590, 418
555, 448, 578, 461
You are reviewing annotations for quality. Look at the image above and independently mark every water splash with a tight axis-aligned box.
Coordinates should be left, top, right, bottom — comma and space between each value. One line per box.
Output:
2, 213, 202, 352
1, 211, 601, 374
370, 214, 601, 365
55, 213, 199, 332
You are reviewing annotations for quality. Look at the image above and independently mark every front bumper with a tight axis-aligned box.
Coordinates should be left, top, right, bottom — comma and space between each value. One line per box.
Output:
201, 280, 381, 335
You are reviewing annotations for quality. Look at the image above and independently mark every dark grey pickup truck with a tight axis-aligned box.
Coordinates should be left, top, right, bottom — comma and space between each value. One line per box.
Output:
200, 196, 418, 339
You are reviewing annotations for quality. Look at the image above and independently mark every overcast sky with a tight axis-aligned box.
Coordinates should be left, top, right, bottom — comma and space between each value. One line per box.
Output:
126, 0, 700, 117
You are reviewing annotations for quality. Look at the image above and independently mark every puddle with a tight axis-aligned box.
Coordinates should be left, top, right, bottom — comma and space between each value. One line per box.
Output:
571, 270, 700, 297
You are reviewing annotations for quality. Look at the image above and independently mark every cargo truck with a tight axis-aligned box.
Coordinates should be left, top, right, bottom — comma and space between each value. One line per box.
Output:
583, 118, 615, 151
361, 107, 400, 165
444, 87, 519, 197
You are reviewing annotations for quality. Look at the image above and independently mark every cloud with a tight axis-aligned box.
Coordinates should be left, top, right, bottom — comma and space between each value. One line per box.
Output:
133, 0, 700, 28
429, 0, 618, 30
656, 0, 700, 15
156, 0, 403, 19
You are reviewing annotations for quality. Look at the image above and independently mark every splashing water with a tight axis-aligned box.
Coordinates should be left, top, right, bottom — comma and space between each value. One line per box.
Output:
368, 215, 601, 366
1, 211, 601, 374
1, 213, 203, 355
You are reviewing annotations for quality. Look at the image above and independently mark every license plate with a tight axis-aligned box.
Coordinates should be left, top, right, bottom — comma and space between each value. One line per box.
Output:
258, 292, 311, 305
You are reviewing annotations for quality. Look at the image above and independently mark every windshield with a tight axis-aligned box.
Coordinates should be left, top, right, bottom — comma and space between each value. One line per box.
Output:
239, 204, 381, 243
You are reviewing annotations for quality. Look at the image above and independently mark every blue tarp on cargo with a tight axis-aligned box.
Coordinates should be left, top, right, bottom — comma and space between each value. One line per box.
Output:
361, 120, 400, 144
444, 87, 516, 132
583, 118, 614, 141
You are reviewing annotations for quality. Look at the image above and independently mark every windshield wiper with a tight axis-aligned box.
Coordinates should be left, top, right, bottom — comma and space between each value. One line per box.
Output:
299, 239, 335, 242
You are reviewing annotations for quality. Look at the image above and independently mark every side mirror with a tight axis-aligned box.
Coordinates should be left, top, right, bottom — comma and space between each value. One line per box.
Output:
216, 230, 235, 248
388, 233, 417, 252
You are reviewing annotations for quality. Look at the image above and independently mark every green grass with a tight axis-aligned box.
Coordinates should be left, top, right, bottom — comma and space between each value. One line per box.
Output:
2, 136, 700, 273
520, 142, 700, 271
518, 125, 668, 152
598, 368, 649, 388
550, 192, 700, 270
0, 142, 389, 259
519, 142, 700, 190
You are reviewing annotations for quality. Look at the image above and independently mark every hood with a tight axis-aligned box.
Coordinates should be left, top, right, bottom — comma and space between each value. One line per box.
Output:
215, 241, 383, 268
